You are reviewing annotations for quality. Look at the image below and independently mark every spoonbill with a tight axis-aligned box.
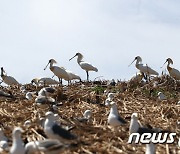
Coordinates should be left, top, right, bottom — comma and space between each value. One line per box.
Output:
31, 77, 59, 86
129, 56, 159, 78
44, 59, 69, 84
1, 67, 19, 85
69, 53, 98, 81
162, 58, 180, 80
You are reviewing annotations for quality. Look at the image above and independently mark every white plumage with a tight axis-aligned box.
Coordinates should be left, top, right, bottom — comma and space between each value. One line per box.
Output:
44, 59, 69, 84
129, 56, 159, 76
10, 127, 25, 154
146, 142, 156, 154
69, 53, 98, 81
32, 77, 59, 86
1, 67, 19, 86
163, 58, 180, 80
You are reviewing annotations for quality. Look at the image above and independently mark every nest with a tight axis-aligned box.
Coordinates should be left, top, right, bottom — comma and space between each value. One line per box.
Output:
0, 75, 180, 154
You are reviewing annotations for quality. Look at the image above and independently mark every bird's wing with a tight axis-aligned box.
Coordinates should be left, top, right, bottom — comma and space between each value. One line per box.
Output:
117, 115, 127, 124
52, 124, 76, 140
137, 127, 155, 135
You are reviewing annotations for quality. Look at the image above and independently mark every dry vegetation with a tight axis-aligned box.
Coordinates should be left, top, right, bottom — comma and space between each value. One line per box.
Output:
0, 75, 180, 154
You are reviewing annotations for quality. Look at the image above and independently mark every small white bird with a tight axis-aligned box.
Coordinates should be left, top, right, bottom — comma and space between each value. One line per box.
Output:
1, 67, 20, 86
0, 128, 8, 150
130, 72, 144, 83
69, 53, 98, 81
162, 58, 180, 80
44, 59, 69, 84
35, 96, 55, 105
25, 139, 70, 154
44, 112, 76, 142
10, 127, 25, 154
75, 110, 92, 123
25, 92, 35, 100
145, 142, 156, 154
129, 56, 159, 77
157, 92, 166, 100
38, 87, 56, 97
108, 101, 127, 127
105, 98, 111, 106
107, 93, 115, 100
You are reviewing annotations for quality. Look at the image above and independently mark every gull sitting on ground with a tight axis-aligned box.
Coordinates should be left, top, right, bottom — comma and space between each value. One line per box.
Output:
108, 101, 127, 127
10, 127, 25, 154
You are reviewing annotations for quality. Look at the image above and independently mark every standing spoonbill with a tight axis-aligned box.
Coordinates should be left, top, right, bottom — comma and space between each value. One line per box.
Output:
129, 56, 159, 79
69, 53, 98, 81
1, 67, 19, 85
44, 59, 69, 84
162, 58, 180, 80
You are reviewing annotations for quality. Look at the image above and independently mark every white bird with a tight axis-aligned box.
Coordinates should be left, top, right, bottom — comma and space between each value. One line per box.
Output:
1, 67, 20, 86
25, 139, 71, 154
44, 59, 69, 84
129, 113, 160, 135
105, 98, 111, 106
10, 127, 25, 154
38, 87, 56, 97
44, 112, 77, 142
0, 128, 8, 150
69, 53, 98, 81
157, 92, 166, 100
107, 93, 115, 100
35, 96, 55, 105
32, 77, 59, 86
162, 58, 180, 80
25, 92, 35, 100
75, 110, 92, 123
65, 70, 81, 82
145, 142, 156, 154
130, 71, 144, 83
108, 101, 127, 127
129, 56, 159, 77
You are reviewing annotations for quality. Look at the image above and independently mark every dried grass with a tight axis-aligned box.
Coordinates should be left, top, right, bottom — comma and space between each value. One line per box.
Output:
0, 75, 180, 154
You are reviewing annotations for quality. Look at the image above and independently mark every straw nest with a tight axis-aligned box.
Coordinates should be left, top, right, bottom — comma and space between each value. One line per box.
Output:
0, 75, 179, 154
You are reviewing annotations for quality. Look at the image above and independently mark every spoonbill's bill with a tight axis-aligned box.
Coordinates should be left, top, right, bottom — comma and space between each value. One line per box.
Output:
129, 56, 159, 77
10, 127, 25, 154
1, 67, 19, 86
44, 59, 69, 84
162, 58, 180, 80
69, 53, 98, 81
108, 101, 127, 127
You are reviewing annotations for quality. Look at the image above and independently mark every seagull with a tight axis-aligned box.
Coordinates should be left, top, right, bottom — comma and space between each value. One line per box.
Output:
35, 96, 55, 105
129, 113, 161, 135
0, 128, 8, 151
74, 110, 92, 123
108, 101, 127, 127
10, 127, 25, 154
0, 90, 13, 98
38, 87, 56, 97
145, 142, 156, 154
44, 112, 77, 142
69, 53, 98, 81
107, 93, 115, 101
25, 139, 72, 154
157, 92, 166, 100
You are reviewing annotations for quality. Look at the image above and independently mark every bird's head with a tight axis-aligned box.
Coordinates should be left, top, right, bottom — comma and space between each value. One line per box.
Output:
44, 59, 57, 70
131, 113, 138, 119
69, 53, 83, 61
166, 58, 173, 65
13, 127, 23, 137
45, 111, 55, 120
107, 93, 115, 100
128, 56, 142, 67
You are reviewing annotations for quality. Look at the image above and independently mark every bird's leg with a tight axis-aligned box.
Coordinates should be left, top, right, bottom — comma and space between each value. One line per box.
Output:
58, 78, 62, 85
86, 71, 89, 81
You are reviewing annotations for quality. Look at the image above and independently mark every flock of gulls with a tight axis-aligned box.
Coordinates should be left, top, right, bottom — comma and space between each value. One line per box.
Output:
0, 53, 180, 154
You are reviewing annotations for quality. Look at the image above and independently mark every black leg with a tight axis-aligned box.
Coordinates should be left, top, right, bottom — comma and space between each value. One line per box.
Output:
86, 71, 89, 81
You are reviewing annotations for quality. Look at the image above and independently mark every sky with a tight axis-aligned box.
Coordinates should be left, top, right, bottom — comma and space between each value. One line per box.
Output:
0, 0, 180, 84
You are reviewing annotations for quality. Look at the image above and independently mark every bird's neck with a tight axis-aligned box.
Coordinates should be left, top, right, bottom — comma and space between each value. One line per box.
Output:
13, 134, 23, 144
167, 63, 172, 72
130, 118, 139, 133
77, 56, 83, 64
110, 105, 119, 115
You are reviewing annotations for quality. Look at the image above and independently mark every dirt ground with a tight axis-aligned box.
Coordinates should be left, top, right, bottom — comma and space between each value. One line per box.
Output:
0, 75, 180, 154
